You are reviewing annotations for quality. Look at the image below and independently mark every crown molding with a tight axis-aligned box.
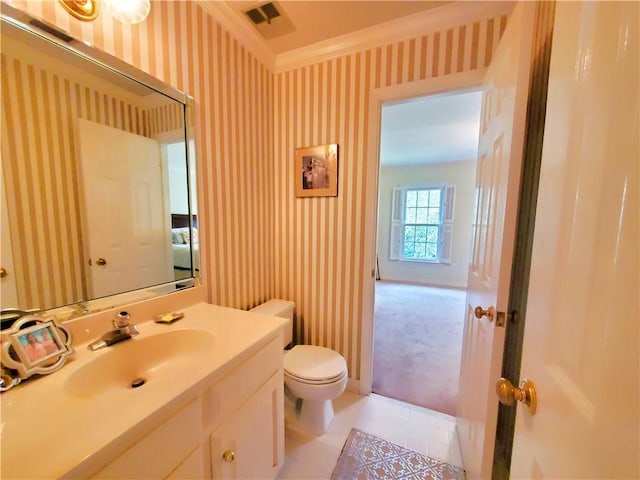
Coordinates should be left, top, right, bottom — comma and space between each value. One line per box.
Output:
194, 1, 515, 75
274, 1, 515, 73
196, 0, 276, 70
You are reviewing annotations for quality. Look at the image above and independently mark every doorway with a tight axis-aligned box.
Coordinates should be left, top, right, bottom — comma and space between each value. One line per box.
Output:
165, 138, 198, 281
372, 90, 482, 417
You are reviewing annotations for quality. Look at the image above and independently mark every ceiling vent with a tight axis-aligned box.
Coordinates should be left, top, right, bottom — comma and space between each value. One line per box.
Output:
243, 1, 294, 40
246, 2, 279, 24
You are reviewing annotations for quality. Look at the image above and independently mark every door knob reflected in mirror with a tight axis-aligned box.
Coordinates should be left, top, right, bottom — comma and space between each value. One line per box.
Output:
496, 378, 537, 414
474, 305, 495, 321
95, 258, 107, 266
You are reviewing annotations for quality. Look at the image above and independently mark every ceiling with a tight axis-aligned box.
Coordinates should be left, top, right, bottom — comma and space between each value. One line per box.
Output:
227, 1, 451, 54
380, 90, 482, 166
222, 1, 483, 166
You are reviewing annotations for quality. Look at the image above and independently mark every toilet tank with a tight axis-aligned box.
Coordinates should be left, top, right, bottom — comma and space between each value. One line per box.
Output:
249, 299, 294, 348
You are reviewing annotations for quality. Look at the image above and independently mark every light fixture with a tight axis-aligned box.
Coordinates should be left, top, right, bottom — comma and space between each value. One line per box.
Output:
57, 0, 98, 22
103, 0, 150, 25
57, 0, 151, 24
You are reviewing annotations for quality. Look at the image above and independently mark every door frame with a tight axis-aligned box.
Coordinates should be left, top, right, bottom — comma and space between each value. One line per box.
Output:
359, 69, 487, 395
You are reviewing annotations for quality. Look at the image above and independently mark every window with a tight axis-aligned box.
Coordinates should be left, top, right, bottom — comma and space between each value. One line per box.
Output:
389, 185, 455, 264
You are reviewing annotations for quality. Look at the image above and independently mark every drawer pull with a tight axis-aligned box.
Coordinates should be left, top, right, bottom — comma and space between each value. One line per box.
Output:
222, 450, 235, 463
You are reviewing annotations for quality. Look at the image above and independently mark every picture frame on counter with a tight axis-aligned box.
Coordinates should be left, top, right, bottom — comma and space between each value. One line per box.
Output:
1, 315, 74, 379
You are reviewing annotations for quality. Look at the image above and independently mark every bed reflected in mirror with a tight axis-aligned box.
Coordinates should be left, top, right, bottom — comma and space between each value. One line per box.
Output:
167, 139, 199, 282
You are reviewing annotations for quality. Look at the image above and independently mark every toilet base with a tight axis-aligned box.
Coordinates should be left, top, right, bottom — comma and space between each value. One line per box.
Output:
297, 398, 335, 435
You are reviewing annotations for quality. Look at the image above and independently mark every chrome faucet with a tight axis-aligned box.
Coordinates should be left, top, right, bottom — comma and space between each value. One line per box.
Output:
88, 311, 139, 351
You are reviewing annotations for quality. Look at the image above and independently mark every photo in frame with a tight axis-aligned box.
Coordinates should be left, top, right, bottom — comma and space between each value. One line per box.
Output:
12, 322, 66, 368
295, 144, 339, 197
1, 315, 74, 379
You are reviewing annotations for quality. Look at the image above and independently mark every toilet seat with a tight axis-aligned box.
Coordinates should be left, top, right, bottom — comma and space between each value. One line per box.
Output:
284, 345, 347, 383
284, 369, 347, 385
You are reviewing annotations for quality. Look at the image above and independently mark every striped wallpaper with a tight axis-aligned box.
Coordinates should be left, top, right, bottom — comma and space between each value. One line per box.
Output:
7, 0, 275, 311
273, 15, 507, 380
4, 1, 507, 383
148, 102, 185, 139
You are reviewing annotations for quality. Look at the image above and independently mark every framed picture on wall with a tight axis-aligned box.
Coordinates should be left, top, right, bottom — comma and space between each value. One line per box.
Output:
295, 144, 339, 197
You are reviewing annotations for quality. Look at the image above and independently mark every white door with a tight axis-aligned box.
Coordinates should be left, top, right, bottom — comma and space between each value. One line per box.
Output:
511, 2, 639, 478
456, 3, 535, 478
77, 119, 172, 298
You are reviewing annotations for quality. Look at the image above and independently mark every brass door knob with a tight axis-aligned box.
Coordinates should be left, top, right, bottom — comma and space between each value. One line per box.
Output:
474, 305, 495, 321
222, 450, 235, 463
96, 257, 107, 266
0, 267, 7, 278
496, 378, 537, 414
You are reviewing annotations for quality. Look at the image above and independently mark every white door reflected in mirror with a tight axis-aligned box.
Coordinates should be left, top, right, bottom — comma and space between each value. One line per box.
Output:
78, 119, 173, 298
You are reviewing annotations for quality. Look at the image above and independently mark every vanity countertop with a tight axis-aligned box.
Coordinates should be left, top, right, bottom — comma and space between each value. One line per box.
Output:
0, 301, 287, 479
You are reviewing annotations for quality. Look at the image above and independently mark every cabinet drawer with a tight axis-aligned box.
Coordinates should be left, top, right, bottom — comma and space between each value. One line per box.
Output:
204, 335, 282, 430
93, 400, 201, 479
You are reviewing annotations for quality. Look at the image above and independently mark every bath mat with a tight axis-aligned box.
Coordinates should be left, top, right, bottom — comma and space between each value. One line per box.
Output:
330, 428, 465, 480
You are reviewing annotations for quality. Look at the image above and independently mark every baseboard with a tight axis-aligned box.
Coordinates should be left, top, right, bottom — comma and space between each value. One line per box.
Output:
347, 378, 360, 393
377, 278, 468, 291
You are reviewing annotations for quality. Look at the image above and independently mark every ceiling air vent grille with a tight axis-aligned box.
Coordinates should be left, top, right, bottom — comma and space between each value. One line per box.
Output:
242, 1, 293, 40
245, 2, 281, 25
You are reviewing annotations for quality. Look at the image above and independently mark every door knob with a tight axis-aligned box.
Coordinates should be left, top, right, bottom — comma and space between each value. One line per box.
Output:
496, 378, 537, 414
0, 267, 7, 278
222, 450, 235, 463
474, 305, 495, 321
96, 257, 107, 266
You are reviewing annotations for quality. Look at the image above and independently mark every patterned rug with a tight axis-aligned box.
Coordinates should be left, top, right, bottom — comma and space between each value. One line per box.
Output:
331, 429, 465, 480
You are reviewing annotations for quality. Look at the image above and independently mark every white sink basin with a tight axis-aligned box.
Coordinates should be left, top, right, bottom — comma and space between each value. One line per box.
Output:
64, 329, 214, 399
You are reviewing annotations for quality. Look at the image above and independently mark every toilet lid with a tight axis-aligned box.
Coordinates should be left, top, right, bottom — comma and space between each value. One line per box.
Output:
284, 345, 347, 382
284, 368, 347, 385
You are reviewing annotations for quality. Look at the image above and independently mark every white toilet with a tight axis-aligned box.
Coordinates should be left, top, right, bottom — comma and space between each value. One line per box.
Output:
250, 299, 348, 435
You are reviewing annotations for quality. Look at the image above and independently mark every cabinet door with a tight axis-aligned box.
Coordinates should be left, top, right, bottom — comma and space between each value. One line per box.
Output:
210, 372, 284, 479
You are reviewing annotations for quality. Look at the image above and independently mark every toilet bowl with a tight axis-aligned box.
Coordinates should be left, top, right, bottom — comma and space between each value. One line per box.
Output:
284, 345, 348, 434
249, 300, 348, 435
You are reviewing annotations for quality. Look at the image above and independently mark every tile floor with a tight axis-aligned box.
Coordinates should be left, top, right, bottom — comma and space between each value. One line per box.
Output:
277, 391, 464, 479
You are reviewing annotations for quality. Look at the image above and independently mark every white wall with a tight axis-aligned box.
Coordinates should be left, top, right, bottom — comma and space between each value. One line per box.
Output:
377, 160, 476, 288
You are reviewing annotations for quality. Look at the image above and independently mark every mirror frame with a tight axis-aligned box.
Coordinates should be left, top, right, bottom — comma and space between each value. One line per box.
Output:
1, 3, 200, 323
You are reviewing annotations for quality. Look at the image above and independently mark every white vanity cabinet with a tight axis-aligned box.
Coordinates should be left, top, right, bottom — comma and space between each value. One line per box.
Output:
1, 299, 289, 480
90, 334, 284, 480
206, 334, 285, 479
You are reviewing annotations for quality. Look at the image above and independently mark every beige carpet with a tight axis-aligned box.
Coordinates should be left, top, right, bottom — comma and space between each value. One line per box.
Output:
373, 281, 465, 416
331, 428, 465, 480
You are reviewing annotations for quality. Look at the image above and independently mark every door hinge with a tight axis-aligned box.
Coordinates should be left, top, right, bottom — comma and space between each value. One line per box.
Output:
495, 310, 518, 327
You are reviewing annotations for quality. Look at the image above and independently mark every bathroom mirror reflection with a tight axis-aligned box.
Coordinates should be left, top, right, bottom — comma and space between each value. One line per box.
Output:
0, 6, 198, 322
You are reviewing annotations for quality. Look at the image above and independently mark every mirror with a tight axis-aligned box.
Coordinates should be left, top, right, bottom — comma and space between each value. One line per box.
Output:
0, 5, 199, 324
